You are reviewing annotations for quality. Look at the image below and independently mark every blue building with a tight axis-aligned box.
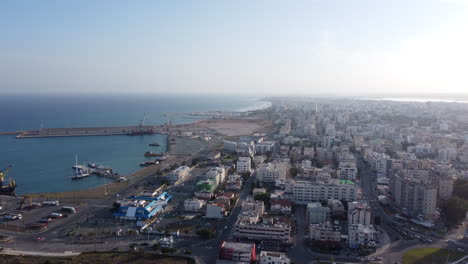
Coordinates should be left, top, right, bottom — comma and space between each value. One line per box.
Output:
113, 192, 172, 220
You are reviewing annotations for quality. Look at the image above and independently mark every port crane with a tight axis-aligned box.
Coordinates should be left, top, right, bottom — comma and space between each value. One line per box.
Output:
0, 165, 12, 182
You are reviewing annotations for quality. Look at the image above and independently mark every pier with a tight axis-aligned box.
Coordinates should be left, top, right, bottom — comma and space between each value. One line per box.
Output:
11, 125, 167, 138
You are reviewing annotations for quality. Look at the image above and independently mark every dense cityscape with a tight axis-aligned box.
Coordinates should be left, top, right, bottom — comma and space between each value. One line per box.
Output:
0, 98, 467, 264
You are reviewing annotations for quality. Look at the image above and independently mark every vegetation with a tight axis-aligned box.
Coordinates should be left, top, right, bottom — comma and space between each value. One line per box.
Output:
453, 179, 468, 200
290, 167, 300, 177
254, 192, 271, 206
441, 196, 468, 227
196, 228, 214, 239
402, 247, 465, 264
441, 179, 468, 227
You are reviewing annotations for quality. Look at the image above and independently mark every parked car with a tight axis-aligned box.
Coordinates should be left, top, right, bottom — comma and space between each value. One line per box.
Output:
4, 213, 22, 220
49, 212, 64, 219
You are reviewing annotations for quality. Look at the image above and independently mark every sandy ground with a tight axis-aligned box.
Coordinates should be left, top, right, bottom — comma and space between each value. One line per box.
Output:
195, 119, 271, 136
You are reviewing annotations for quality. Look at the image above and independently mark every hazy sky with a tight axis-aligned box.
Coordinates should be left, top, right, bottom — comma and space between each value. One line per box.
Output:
1, 0, 468, 96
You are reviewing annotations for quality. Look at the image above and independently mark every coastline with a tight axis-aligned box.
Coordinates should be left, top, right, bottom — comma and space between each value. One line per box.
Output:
18, 101, 272, 198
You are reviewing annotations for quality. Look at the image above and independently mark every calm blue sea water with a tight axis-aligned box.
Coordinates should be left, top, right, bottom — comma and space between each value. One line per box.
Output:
0, 94, 270, 194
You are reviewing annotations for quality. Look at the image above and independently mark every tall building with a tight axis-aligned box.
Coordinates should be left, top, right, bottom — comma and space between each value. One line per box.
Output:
390, 174, 437, 219
348, 201, 371, 226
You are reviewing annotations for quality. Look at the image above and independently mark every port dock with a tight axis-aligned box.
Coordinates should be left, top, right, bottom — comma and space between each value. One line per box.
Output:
12, 125, 166, 138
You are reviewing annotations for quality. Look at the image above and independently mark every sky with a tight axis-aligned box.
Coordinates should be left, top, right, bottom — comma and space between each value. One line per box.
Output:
1, 0, 468, 96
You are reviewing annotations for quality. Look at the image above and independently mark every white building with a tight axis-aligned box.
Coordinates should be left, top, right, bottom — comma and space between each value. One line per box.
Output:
338, 160, 357, 180
303, 147, 314, 158
258, 251, 291, 264
285, 179, 357, 204
257, 163, 288, 184
270, 199, 293, 215
207, 167, 226, 185
309, 222, 341, 243
301, 160, 312, 169
205, 203, 225, 219
255, 141, 276, 153
184, 199, 206, 212
237, 157, 252, 173
234, 217, 292, 244
307, 202, 330, 224
168, 166, 191, 184
219, 241, 255, 263
241, 199, 265, 216
348, 201, 371, 226
348, 224, 378, 249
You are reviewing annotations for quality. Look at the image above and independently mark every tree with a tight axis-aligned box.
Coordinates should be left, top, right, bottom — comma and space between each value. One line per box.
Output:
196, 228, 214, 239
254, 193, 271, 206
453, 179, 468, 200
373, 216, 381, 225
191, 158, 199, 167
441, 196, 468, 227
290, 167, 299, 178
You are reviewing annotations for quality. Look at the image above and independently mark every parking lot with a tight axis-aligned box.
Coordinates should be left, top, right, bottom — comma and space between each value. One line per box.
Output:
0, 197, 80, 233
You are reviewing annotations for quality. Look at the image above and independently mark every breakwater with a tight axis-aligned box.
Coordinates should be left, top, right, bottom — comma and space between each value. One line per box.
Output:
13, 125, 167, 138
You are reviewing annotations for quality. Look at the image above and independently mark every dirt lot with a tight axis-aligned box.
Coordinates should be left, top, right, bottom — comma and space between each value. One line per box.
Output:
195, 119, 271, 136
0, 252, 194, 264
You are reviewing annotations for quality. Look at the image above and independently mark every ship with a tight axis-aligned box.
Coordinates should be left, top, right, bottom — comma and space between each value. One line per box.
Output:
0, 165, 17, 196
127, 115, 155, 136
149, 142, 160, 146
144, 151, 163, 157
140, 161, 158, 167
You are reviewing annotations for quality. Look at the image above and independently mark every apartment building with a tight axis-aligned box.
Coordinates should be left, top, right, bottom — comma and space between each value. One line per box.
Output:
168, 166, 191, 184
184, 198, 205, 212
307, 202, 330, 224
234, 217, 292, 244
258, 251, 291, 264
257, 163, 288, 184
390, 174, 437, 219
348, 201, 371, 226
285, 179, 357, 204
237, 157, 252, 173
309, 222, 341, 244
348, 224, 378, 249
219, 241, 256, 263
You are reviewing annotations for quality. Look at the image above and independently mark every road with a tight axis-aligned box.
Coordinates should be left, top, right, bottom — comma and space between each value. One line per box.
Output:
190, 170, 257, 264
356, 154, 402, 242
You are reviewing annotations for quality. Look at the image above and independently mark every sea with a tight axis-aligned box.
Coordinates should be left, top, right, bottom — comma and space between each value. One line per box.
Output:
0, 94, 271, 195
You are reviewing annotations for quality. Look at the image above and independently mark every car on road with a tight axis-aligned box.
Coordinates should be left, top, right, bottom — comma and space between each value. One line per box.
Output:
38, 218, 53, 223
